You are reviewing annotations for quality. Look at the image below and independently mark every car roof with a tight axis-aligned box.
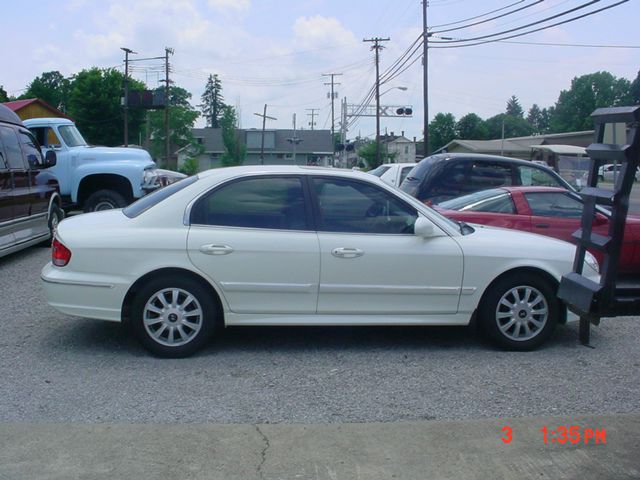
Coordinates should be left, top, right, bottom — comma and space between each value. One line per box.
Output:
23, 117, 75, 126
422, 153, 543, 167
197, 165, 371, 180
0, 104, 23, 127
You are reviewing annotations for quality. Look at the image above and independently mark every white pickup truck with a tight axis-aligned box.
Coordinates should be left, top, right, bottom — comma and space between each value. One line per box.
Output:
368, 162, 418, 188
24, 117, 183, 212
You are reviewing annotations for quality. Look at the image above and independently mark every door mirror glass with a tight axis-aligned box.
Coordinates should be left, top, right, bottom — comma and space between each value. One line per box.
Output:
43, 150, 57, 168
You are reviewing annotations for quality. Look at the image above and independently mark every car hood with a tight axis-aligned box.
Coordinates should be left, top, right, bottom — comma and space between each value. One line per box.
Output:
77, 146, 154, 165
458, 222, 577, 262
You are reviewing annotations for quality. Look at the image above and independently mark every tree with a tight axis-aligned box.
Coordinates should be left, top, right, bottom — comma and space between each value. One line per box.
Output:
506, 95, 524, 117
456, 113, 488, 139
550, 71, 632, 132
356, 140, 378, 169
20, 71, 70, 111
66, 67, 146, 146
526, 104, 544, 135
147, 86, 200, 162
178, 157, 200, 176
485, 113, 533, 139
0, 85, 8, 103
429, 112, 457, 152
219, 105, 246, 167
631, 70, 640, 106
199, 74, 225, 128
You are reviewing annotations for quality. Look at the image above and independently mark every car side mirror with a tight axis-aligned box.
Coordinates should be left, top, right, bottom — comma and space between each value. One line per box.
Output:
43, 150, 57, 168
414, 216, 436, 238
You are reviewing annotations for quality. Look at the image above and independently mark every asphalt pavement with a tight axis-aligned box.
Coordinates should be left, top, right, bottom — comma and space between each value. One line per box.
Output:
1, 208, 640, 478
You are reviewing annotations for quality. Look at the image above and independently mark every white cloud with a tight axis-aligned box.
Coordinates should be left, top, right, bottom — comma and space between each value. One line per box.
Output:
207, 0, 250, 13
293, 15, 358, 50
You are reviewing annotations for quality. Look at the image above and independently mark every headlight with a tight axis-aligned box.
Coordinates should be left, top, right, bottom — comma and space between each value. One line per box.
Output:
584, 252, 600, 274
142, 168, 160, 188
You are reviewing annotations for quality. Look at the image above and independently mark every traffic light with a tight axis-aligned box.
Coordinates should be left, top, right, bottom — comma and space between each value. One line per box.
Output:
396, 107, 413, 116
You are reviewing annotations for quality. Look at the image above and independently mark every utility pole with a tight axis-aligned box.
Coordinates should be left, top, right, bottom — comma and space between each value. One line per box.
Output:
287, 113, 302, 165
254, 105, 277, 165
422, 0, 430, 156
363, 37, 390, 167
163, 47, 174, 168
322, 73, 342, 166
306, 108, 319, 130
121, 47, 137, 147
340, 97, 348, 168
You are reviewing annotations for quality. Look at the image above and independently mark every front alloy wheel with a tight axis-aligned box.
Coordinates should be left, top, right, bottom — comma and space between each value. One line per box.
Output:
132, 276, 218, 357
480, 273, 558, 351
495, 285, 548, 342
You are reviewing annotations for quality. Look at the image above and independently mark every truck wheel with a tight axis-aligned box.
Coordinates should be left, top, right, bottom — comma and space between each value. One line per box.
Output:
40, 204, 64, 247
49, 204, 64, 236
83, 190, 127, 212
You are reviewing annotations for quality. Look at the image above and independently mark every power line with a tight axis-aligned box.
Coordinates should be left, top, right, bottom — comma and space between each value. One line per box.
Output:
430, 0, 526, 28
430, 0, 602, 44
496, 40, 640, 48
431, 0, 544, 34
430, 0, 629, 49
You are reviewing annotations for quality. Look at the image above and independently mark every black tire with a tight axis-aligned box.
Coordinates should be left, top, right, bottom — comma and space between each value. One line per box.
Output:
131, 275, 218, 358
49, 204, 64, 236
39, 203, 64, 247
479, 273, 559, 351
83, 189, 127, 212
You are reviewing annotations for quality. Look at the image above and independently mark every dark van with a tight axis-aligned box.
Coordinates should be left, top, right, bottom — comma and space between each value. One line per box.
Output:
400, 153, 575, 204
0, 104, 62, 258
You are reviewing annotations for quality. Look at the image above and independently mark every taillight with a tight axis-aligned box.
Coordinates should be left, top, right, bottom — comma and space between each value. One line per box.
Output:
52, 237, 72, 267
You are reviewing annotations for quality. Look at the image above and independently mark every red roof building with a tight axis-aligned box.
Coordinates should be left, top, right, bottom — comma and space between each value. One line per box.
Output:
2, 98, 72, 121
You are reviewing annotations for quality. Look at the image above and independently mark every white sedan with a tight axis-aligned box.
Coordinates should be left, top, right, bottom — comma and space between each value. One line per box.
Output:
42, 166, 599, 357
368, 162, 418, 187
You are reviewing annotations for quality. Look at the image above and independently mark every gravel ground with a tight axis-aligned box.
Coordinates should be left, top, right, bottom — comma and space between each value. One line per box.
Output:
0, 246, 638, 424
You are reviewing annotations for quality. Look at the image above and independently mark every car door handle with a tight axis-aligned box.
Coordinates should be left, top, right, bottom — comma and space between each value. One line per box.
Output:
534, 223, 550, 228
332, 247, 364, 258
200, 244, 234, 255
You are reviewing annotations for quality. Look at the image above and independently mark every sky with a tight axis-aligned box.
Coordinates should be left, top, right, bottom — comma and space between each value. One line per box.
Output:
3, 0, 639, 141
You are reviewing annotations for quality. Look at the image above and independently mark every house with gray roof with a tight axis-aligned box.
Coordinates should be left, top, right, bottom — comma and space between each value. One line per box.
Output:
179, 127, 334, 171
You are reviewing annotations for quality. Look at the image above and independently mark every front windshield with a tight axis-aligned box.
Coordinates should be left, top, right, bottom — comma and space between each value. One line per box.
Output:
58, 125, 88, 147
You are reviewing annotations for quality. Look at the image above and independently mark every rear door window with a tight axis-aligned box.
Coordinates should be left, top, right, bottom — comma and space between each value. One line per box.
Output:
191, 176, 309, 231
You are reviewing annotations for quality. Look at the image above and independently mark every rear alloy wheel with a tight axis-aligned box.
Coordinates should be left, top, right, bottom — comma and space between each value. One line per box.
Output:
83, 189, 127, 212
480, 273, 558, 351
131, 276, 218, 357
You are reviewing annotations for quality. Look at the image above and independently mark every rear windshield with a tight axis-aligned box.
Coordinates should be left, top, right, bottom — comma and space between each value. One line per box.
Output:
123, 175, 198, 218
369, 165, 391, 177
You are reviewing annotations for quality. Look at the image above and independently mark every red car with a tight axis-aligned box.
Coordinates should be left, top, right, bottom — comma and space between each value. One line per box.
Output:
434, 186, 640, 274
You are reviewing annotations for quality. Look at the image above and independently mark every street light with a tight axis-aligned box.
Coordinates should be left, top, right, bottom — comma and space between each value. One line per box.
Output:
380, 86, 408, 97
376, 86, 407, 165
